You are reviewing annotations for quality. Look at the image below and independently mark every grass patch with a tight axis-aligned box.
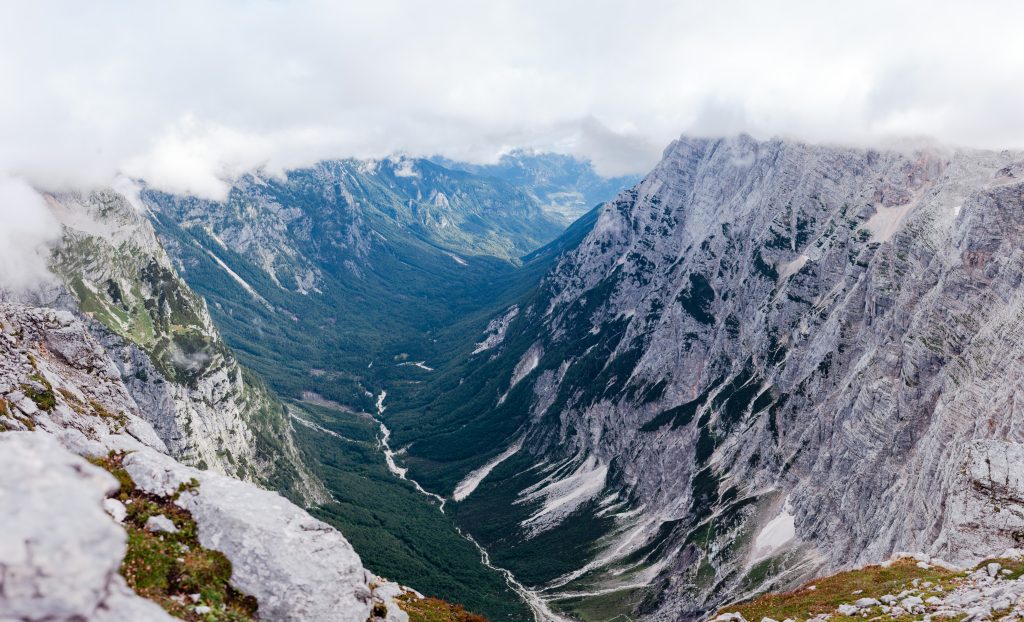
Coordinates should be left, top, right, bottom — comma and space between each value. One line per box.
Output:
22, 374, 56, 412
976, 556, 1024, 579
719, 559, 960, 622
397, 593, 489, 622
90, 452, 257, 621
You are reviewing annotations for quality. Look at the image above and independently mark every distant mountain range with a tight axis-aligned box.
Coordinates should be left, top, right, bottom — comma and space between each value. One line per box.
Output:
433, 150, 641, 225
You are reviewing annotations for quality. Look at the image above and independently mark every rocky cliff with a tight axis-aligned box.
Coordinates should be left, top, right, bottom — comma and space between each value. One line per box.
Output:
0, 302, 408, 621
416, 136, 1024, 619
41, 187, 326, 504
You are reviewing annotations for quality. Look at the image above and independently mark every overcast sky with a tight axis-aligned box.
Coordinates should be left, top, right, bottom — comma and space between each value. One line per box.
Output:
3, 0, 1024, 200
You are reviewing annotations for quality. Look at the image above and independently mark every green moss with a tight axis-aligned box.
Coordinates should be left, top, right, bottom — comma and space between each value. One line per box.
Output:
89, 452, 257, 621
89, 399, 129, 429
397, 593, 488, 622
22, 374, 56, 412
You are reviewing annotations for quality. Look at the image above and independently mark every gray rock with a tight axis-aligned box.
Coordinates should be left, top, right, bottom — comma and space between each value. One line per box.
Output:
42, 189, 328, 506
854, 598, 881, 607
103, 497, 127, 523
0, 302, 388, 622
15, 396, 38, 416
443, 135, 1024, 615
0, 432, 175, 622
145, 514, 178, 534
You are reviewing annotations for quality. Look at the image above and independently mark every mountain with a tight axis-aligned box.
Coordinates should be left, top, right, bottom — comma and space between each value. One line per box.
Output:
433, 151, 642, 225
140, 156, 570, 410
0, 186, 497, 621
9, 135, 1024, 622
140, 154, 631, 415
383, 135, 1024, 620
129, 154, 632, 621
39, 188, 325, 504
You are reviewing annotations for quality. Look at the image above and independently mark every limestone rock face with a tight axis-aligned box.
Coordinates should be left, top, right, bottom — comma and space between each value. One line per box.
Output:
123, 449, 376, 622
453, 135, 1024, 617
0, 432, 175, 622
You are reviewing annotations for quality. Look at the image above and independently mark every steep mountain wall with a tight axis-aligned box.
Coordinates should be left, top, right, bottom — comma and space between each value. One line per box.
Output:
422, 136, 1024, 619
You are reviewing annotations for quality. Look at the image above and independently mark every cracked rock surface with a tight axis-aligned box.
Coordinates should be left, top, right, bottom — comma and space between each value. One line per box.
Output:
0, 432, 175, 622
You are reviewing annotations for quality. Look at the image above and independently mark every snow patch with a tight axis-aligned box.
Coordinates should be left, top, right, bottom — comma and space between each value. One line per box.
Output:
517, 454, 608, 535
751, 501, 796, 562
453, 437, 524, 502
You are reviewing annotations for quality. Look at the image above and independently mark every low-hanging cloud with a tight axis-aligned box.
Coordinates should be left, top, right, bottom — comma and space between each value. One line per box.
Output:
0, 177, 62, 292
4, 1, 1024, 201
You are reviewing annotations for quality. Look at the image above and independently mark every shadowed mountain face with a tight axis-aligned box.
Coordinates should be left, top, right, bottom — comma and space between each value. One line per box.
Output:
384, 136, 1024, 619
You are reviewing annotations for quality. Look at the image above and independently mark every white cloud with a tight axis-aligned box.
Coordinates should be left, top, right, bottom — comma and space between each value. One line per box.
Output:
0, 177, 62, 292
2, 1, 1024, 198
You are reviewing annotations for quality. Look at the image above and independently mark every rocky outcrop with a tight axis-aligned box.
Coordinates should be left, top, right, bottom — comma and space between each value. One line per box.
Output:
442, 135, 1024, 618
0, 301, 407, 622
123, 449, 374, 621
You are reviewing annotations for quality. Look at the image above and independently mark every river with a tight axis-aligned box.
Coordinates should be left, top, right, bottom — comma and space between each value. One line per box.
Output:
372, 390, 568, 622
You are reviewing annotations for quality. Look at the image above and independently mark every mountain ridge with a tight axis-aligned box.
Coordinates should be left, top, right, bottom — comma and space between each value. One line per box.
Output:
384, 135, 1024, 619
